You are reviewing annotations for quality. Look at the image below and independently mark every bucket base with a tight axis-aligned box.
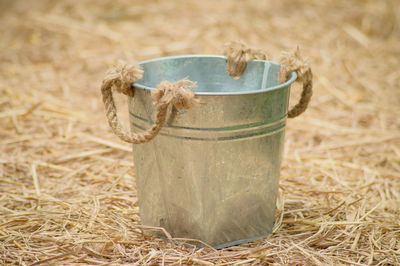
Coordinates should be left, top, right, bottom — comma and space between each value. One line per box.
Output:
213, 233, 270, 250
146, 229, 271, 250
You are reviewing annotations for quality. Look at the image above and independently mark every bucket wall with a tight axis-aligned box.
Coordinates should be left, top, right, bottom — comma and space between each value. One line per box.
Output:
129, 56, 295, 248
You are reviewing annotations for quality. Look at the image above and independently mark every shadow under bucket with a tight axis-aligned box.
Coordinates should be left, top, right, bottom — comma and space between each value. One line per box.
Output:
129, 55, 297, 249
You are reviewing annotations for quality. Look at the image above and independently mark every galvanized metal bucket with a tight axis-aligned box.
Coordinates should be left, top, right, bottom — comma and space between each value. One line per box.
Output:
128, 55, 297, 249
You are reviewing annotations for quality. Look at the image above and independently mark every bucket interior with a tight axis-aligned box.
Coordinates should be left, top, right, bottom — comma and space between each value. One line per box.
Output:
134, 55, 296, 95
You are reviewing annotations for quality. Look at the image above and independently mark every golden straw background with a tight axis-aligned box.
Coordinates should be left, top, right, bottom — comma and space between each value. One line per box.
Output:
1, 0, 400, 264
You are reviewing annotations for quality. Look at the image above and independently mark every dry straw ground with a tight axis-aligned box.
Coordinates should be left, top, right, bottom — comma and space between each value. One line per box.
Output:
1, 0, 400, 265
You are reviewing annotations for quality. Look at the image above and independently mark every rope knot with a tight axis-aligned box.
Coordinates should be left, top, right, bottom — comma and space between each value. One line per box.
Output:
224, 41, 268, 79
278, 47, 311, 84
103, 60, 144, 97
151, 79, 199, 110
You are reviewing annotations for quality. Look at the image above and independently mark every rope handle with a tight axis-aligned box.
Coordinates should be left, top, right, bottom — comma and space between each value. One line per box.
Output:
101, 61, 198, 144
101, 44, 312, 144
224, 42, 313, 118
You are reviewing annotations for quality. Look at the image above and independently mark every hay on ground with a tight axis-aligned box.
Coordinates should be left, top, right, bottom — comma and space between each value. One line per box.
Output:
1, 0, 399, 264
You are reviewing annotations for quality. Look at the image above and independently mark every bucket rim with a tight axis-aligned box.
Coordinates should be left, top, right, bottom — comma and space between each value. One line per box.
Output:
133, 55, 297, 96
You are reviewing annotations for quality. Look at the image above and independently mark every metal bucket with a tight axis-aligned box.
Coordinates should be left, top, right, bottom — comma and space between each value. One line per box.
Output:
129, 55, 297, 249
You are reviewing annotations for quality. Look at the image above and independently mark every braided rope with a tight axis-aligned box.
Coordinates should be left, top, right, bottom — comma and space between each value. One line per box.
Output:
101, 61, 198, 144
278, 47, 313, 118
224, 42, 312, 118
